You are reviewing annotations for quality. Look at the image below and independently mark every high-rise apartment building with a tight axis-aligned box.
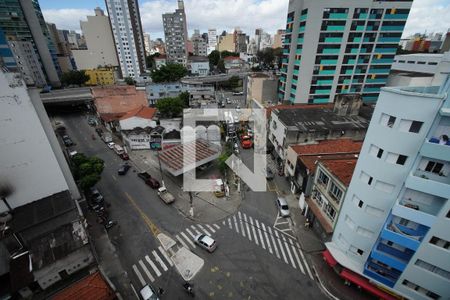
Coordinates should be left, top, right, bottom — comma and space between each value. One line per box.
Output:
72, 7, 119, 70
207, 28, 217, 54
144, 33, 151, 56
163, 0, 189, 65
273, 29, 286, 49
0, 0, 61, 87
106, 0, 146, 78
191, 29, 207, 56
234, 28, 247, 53
326, 79, 450, 300
279, 0, 412, 104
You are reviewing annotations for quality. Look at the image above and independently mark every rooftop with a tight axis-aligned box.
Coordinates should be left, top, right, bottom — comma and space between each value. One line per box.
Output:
119, 105, 156, 120
52, 271, 115, 300
266, 103, 333, 117
274, 106, 369, 133
320, 158, 358, 186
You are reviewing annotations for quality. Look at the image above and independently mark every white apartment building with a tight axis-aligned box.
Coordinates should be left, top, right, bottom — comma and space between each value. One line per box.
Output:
207, 28, 217, 54
106, 0, 146, 78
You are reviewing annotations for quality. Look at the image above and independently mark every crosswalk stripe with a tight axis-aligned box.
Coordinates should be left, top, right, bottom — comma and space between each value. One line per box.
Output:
185, 228, 196, 238
182, 231, 196, 248
248, 216, 259, 245
255, 219, 266, 249
153, 250, 168, 271
297, 242, 314, 280
290, 244, 305, 274
190, 225, 202, 235
145, 255, 161, 277
139, 259, 155, 282
243, 213, 252, 241
233, 215, 240, 234
238, 212, 246, 238
261, 222, 273, 254
176, 234, 189, 249
197, 224, 211, 236
158, 246, 173, 267
213, 223, 220, 229
274, 229, 289, 264
281, 235, 296, 269
132, 264, 146, 286
227, 218, 232, 229
222, 220, 226, 225
206, 224, 216, 233
267, 226, 280, 259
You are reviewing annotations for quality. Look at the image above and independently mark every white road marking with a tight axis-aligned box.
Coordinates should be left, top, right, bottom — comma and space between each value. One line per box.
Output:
222, 220, 226, 225
152, 250, 168, 271
206, 224, 216, 233
267, 226, 281, 259
274, 229, 289, 264
255, 219, 266, 250
291, 244, 305, 274
297, 242, 314, 280
248, 216, 259, 245
139, 259, 155, 282
185, 228, 196, 238
197, 224, 211, 236
238, 212, 246, 238
227, 218, 232, 229
181, 231, 196, 248
158, 246, 173, 267
130, 283, 140, 299
281, 235, 296, 269
132, 264, 146, 286
176, 234, 189, 249
213, 223, 220, 229
190, 225, 202, 235
145, 255, 161, 277
233, 215, 240, 234
261, 222, 273, 254
243, 213, 252, 241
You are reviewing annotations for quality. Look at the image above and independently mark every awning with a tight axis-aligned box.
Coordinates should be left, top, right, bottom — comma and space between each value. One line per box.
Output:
340, 269, 398, 300
322, 249, 337, 267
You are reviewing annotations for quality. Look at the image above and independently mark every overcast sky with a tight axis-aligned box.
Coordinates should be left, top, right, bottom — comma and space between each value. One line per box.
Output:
40, 0, 450, 40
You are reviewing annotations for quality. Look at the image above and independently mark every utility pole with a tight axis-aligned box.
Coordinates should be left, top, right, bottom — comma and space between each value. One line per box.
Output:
157, 150, 165, 188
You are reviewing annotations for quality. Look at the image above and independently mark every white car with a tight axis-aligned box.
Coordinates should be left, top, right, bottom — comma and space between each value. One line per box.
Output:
276, 197, 290, 217
140, 285, 159, 300
226, 98, 231, 104
107, 142, 115, 149
195, 234, 217, 252
235, 105, 241, 112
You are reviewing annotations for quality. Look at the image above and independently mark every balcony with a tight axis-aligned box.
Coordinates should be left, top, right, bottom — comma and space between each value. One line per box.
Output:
375, 47, 397, 53
356, 13, 368, 19
384, 14, 408, 20
366, 78, 387, 83
300, 14, 307, 21
406, 171, 450, 199
312, 89, 331, 95
325, 25, 345, 31
364, 260, 401, 288
295, 49, 302, 55
378, 37, 401, 43
371, 245, 408, 271
324, 37, 342, 43
316, 79, 333, 85
319, 70, 335, 75
322, 48, 340, 54
297, 38, 304, 44
320, 59, 338, 65
363, 87, 380, 93
372, 58, 394, 64
328, 13, 348, 19
299, 26, 305, 32
421, 139, 450, 162
287, 17, 293, 23
393, 202, 437, 228
294, 59, 301, 65
368, 68, 390, 74
414, 169, 450, 186
382, 217, 429, 250
292, 79, 298, 85
380, 26, 405, 31
354, 25, 365, 31
293, 69, 299, 75
283, 49, 289, 55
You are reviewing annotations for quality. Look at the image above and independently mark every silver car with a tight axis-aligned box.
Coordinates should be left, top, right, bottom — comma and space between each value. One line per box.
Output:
194, 234, 217, 252
276, 197, 290, 217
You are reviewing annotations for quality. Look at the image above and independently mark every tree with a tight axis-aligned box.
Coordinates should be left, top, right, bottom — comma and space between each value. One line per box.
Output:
71, 153, 104, 191
256, 48, 275, 67
150, 63, 188, 83
217, 59, 226, 73
220, 51, 239, 58
208, 50, 220, 66
179, 91, 190, 108
61, 70, 90, 86
228, 76, 240, 89
124, 76, 135, 85
156, 96, 184, 118
146, 53, 160, 69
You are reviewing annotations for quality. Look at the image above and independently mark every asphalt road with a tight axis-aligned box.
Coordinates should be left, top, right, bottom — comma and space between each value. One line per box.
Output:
51, 110, 326, 300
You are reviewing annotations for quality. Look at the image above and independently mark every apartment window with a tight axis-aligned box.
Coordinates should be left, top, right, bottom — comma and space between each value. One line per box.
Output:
402, 280, 440, 300
369, 144, 384, 158
377, 148, 384, 158
318, 171, 329, 186
429, 236, 450, 250
358, 200, 363, 208
428, 62, 438, 65
409, 121, 423, 133
380, 113, 396, 128
415, 259, 450, 281
329, 182, 343, 203
399, 119, 423, 133
417, 61, 426, 64
397, 155, 407, 165
324, 204, 336, 221
424, 161, 443, 174
446, 210, 450, 218
360, 171, 373, 185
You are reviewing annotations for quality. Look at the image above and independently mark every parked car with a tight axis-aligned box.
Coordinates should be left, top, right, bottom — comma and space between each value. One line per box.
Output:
226, 98, 231, 104
89, 188, 104, 204
119, 152, 129, 160
104, 220, 117, 229
235, 105, 241, 112
266, 168, 274, 180
95, 128, 103, 136
157, 186, 175, 204
241, 135, 253, 149
118, 163, 131, 175
194, 234, 217, 252
276, 197, 290, 217
138, 171, 160, 189
107, 142, 115, 149
62, 135, 73, 146
88, 117, 97, 126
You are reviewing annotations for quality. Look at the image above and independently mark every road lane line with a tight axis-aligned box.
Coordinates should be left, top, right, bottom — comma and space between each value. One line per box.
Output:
232, 215, 240, 234
139, 259, 155, 282
206, 224, 216, 233
291, 244, 305, 274
132, 264, 146, 286
261, 222, 273, 254
158, 246, 173, 267
274, 229, 289, 264
197, 224, 211, 236
281, 235, 296, 269
213, 224, 220, 229
190, 225, 201, 235
227, 218, 232, 229
176, 234, 189, 249
145, 255, 161, 277
152, 250, 168, 271
248, 216, 259, 245
254, 219, 266, 250
125, 192, 160, 237
243, 213, 252, 241
267, 226, 280, 259
238, 212, 246, 238
181, 232, 196, 248
297, 243, 314, 280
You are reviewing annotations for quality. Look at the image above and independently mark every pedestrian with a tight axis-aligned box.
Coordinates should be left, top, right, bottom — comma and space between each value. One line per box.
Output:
304, 218, 310, 228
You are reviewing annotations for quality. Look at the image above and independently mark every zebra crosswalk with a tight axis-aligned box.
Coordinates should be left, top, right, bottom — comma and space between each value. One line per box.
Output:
131, 223, 221, 287
222, 211, 314, 280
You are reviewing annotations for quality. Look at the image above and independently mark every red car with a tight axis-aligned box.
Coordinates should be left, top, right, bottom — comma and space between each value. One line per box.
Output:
241, 135, 253, 149
119, 152, 129, 160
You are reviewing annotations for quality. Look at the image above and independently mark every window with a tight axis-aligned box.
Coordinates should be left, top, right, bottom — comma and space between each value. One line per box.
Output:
424, 161, 443, 174
358, 200, 363, 208
329, 182, 343, 203
377, 148, 384, 158
360, 171, 372, 185
409, 121, 423, 133
429, 236, 450, 250
369, 144, 384, 158
415, 259, 450, 281
318, 171, 329, 186
399, 119, 423, 133
357, 249, 364, 255
397, 155, 407, 165
325, 204, 336, 221
379, 113, 396, 128
402, 280, 440, 299
368, 176, 373, 185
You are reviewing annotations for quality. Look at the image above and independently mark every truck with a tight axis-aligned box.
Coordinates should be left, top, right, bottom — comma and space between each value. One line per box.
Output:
102, 132, 112, 143
157, 186, 175, 204
137, 171, 160, 189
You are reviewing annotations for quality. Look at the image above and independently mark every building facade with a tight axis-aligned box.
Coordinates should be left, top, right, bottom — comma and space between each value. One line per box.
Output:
247, 73, 279, 108
217, 34, 235, 52
105, 0, 146, 78
273, 29, 286, 49
85, 68, 116, 86
326, 79, 450, 299
191, 29, 207, 56
72, 7, 119, 70
143, 33, 151, 56
163, 0, 189, 66
146, 82, 184, 106
189, 56, 210, 76
207, 28, 217, 54
279, 0, 412, 104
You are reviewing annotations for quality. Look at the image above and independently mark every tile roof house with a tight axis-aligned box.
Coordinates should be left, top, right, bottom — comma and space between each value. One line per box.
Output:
119, 106, 157, 130
51, 271, 115, 300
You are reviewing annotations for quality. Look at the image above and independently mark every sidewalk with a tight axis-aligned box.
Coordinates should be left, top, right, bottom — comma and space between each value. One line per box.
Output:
128, 149, 242, 224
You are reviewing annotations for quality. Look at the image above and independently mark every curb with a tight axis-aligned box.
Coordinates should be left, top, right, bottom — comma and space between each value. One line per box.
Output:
312, 265, 340, 300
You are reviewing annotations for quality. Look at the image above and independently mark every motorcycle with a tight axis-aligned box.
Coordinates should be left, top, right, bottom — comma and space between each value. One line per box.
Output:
183, 282, 195, 297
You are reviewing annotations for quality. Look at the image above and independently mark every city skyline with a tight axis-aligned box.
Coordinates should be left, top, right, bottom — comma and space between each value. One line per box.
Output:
40, 0, 450, 41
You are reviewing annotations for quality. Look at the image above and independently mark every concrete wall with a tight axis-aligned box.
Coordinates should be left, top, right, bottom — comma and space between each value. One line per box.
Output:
119, 117, 156, 131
